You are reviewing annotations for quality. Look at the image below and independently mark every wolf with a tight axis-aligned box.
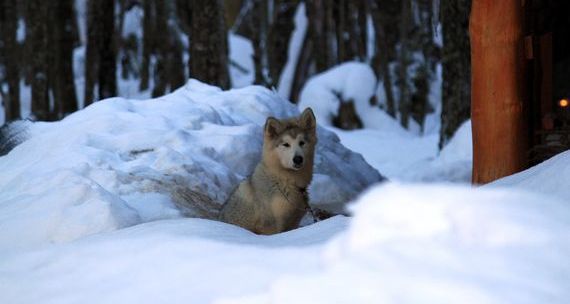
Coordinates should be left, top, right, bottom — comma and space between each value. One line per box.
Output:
219, 108, 317, 235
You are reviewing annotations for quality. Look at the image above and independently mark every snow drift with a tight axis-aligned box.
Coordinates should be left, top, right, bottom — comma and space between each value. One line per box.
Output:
0, 80, 382, 250
221, 183, 570, 304
2, 183, 569, 304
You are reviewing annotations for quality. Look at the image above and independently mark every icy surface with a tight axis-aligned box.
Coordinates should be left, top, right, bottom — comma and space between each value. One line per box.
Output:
0, 80, 381, 250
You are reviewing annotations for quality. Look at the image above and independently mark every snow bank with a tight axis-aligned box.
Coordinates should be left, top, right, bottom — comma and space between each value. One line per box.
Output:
491, 149, 570, 201
2, 180, 568, 303
332, 120, 472, 183
0, 216, 350, 304
226, 183, 570, 303
0, 80, 382, 250
298, 62, 382, 128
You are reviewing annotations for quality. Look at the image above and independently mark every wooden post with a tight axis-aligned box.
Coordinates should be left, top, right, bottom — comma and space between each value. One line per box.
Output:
470, 0, 528, 184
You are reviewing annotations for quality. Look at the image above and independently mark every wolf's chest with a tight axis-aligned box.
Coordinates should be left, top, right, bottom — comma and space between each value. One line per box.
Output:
269, 193, 302, 218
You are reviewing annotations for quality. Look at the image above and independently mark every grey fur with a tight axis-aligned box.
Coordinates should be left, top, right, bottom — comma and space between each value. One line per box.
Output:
219, 108, 317, 234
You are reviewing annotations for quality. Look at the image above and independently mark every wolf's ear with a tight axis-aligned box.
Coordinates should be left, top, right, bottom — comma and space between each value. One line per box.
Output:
265, 117, 282, 138
300, 107, 316, 131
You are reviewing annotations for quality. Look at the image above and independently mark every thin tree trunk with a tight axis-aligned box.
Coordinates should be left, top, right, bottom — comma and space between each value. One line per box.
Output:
267, 0, 299, 86
98, 0, 117, 99
290, 33, 313, 103
28, 0, 50, 120
397, 0, 411, 128
306, 0, 329, 72
189, 0, 230, 89
84, 0, 100, 106
152, 0, 168, 97
50, 0, 78, 118
251, 0, 271, 86
369, 0, 396, 117
140, 0, 154, 91
439, 0, 471, 147
0, 0, 21, 121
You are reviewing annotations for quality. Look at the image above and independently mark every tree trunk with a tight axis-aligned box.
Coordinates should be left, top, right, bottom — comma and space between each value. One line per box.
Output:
306, 0, 329, 72
439, 0, 471, 147
28, 0, 51, 120
267, 0, 299, 86
49, 0, 78, 118
369, 0, 396, 117
152, 0, 168, 97
85, 0, 117, 104
0, 0, 21, 122
140, 0, 154, 91
290, 33, 313, 103
251, 0, 271, 86
98, 0, 117, 99
189, 0, 230, 89
397, 0, 411, 128
470, 0, 528, 184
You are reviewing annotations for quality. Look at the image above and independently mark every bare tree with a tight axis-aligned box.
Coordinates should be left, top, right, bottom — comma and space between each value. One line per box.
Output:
0, 0, 21, 122
267, 0, 299, 86
85, 0, 117, 106
49, 0, 78, 117
28, 0, 50, 120
369, 0, 397, 117
439, 0, 471, 148
188, 0, 230, 89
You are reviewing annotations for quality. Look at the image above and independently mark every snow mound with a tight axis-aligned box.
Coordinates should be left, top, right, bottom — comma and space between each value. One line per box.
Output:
0, 80, 382, 250
491, 149, 570, 201
0, 216, 350, 304
299, 62, 387, 128
227, 183, 570, 303
332, 120, 472, 183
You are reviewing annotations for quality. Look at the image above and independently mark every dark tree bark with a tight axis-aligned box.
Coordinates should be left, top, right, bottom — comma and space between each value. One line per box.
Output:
251, 0, 271, 86
290, 33, 313, 103
397, 0, 412, 128
28, 0, 51, 120
369, 0, 396, 117
85, 0, 117, 106
98, 0, 117, 99
49, 0, 78, 118
189, 0, 230, 89
140, 0, 154, 91
151, 0, 168, 97
267, 0, 299, 86
168, 35, 186, 90
439, 0, 471, 148
0, 0, 21, 121
306, 0, 330, 72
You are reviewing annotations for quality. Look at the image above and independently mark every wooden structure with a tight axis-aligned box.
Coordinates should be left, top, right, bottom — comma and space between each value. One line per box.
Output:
470, 0, 560, 184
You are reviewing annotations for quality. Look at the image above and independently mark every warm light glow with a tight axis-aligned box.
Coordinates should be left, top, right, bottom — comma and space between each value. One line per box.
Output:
559, 99, 569, 108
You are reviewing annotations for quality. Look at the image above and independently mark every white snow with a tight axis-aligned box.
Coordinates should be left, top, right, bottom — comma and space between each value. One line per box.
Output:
218, 183, 570, 304
491, 149, 570, 202
2, 181, 569, 303
0, 80, 381, 251
298, 62, 379, 128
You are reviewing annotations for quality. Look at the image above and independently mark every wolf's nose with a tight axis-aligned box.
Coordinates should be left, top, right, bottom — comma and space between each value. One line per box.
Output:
293, 156, 303, 165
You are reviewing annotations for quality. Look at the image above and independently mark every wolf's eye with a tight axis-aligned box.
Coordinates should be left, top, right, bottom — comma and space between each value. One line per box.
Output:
283, 143, 290, 148
299, 141, 305, 147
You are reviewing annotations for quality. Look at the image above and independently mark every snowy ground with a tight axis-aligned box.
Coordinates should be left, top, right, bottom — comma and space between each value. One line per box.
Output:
1, 11, 567, 301
2, 81, 570, 303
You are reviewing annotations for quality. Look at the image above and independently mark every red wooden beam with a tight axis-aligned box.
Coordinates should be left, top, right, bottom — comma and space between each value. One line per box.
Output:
470, 0, 528, 184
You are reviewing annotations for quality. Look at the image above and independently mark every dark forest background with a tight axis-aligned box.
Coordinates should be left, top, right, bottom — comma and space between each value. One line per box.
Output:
0, 0, 471, 147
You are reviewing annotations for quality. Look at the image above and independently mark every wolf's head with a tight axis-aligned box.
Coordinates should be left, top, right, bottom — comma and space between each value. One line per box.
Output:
263, 108, 317, 172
